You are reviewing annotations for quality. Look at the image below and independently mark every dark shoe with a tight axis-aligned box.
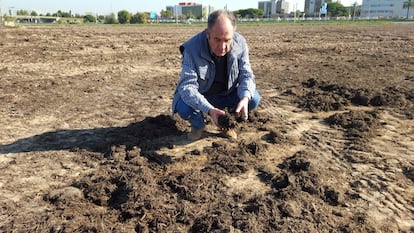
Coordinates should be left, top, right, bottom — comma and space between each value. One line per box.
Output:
187, 127, 204, 141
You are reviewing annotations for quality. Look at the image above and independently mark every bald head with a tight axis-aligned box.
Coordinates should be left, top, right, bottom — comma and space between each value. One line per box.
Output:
206, 10, 236, 57
207, 10, 237, 31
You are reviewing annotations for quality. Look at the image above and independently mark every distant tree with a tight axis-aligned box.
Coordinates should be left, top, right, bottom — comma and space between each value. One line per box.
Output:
84, 14, 96, 23
328, 2, 349, 17
160, 9, 173, 19
178, 14, 187, 20
118, 10, 131, 24
350, 2, 361, 18
130, 12, 139, 23
143, 12, 150, 22
16, 10, 29, 15
97, 15, 105, 23
295, 10, 301, 18
233, 8, 264, 18
403, 0, 414, 19
131, 12, 149, 24
54, 10, 71, 18
30, 11, 38, 16
46, 13, 51, 16
63, 11, 71, 17
185, 10, 196, 19
104, 13, 118, 24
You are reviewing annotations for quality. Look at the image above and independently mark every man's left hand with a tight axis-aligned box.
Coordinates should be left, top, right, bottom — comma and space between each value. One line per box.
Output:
235, 96, 249, 120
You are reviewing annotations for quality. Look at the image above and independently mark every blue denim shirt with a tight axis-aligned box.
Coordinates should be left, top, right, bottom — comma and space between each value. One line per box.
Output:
171, 30, 256, 114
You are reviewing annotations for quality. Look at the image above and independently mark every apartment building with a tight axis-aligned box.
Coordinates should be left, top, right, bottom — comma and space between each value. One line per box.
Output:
259, 0, 290, 17
277, 0, 290, 14
304, 0, 331, 17
360, 0, 414, 18
166, 2, 214, 19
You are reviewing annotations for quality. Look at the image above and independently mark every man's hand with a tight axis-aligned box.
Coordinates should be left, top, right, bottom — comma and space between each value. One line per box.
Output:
208, 108, 226, 127
235, 96, 249, 121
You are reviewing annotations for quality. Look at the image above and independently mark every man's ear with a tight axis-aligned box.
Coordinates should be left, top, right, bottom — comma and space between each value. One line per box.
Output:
205, 28, 209, 40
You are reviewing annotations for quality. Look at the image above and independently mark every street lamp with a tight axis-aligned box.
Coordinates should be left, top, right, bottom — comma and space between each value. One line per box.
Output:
8, 6, 14, 16
0, 0, 3, 24
353, 2, 357, 20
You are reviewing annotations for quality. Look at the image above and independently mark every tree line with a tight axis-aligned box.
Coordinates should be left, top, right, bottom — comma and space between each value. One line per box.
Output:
14, 9, 150, 24
12, 2, 377, 25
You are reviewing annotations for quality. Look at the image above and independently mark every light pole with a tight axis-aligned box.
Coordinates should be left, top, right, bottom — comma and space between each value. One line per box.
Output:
8, 6, 14, 16
175, 5, 178, 24
405, 0, 412, 19
353, 2, 357, 20
0, 0, 2, 24
293, 3, 296, 23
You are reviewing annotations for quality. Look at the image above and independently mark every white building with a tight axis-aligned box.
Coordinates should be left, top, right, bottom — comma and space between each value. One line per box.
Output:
360, 0, 414, 18
259, 0, 290, 17
166, 5, 182, 18
305, 0, 329, 17
277, 0, 290, 14
259, 0, 277, 17
166, 2, 214, 20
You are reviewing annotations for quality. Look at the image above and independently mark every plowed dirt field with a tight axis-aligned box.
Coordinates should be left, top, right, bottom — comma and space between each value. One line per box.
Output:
0, 23, 413, 232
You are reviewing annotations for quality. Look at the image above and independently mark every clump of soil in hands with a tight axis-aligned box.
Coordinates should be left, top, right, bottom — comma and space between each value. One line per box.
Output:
218, 113, 237, 129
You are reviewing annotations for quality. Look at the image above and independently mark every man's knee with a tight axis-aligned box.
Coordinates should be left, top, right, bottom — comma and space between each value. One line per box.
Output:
249, 91, 261, 111
176, 99, 194, 119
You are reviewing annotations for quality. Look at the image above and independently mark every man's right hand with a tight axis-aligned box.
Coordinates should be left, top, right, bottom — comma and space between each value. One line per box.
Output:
208, 108, 226, 127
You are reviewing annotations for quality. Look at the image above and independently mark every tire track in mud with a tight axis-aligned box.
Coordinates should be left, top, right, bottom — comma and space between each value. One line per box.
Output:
219, 90, 355, 211
2, 85, 411, 232
257, 90, 347, 161
244, 90, 414, 231
348, 111, 414, 230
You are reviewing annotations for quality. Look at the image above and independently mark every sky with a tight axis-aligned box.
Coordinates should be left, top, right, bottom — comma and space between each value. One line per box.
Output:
1, 0, 362, 16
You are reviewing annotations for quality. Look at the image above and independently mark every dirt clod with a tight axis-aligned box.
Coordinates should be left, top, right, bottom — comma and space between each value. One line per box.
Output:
218, 113, 236, 129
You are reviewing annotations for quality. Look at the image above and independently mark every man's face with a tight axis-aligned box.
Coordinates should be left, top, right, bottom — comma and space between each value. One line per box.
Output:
206, 16, 234, 57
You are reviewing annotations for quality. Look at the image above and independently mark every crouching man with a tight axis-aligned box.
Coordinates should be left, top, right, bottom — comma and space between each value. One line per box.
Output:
171, 9, 261, 140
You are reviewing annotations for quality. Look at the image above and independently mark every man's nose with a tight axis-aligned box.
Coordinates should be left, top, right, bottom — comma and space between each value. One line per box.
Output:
220, 42, 227, 51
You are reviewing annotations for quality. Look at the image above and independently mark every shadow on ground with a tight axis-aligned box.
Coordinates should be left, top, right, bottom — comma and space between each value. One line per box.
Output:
0, 115, 185, 159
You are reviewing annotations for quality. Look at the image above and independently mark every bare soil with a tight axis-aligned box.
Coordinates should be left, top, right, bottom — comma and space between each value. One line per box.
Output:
0, 23, 413, 232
